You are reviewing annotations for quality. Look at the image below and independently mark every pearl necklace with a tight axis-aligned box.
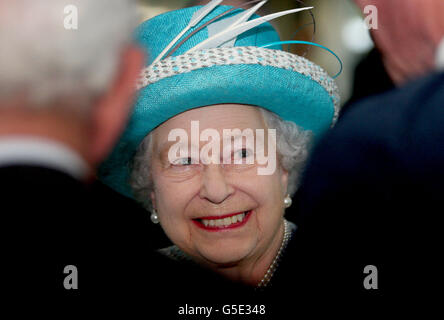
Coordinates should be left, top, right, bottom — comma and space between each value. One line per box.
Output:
159, 219, 294, 288
256, 219, 292, 288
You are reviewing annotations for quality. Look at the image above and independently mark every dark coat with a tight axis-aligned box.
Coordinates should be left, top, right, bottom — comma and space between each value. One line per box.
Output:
1, 165, 242, 315
288, 71, 444, 310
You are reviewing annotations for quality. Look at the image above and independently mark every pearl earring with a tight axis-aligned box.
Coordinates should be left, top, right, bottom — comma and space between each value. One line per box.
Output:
284, 194, 292, 208
150, 210, 159, 224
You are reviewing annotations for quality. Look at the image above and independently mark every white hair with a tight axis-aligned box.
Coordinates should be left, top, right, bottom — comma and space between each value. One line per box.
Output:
130, 107, 313, 211
0, 0, 138, 112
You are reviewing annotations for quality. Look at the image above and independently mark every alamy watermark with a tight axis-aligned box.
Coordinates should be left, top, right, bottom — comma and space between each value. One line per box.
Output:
168, 121, 277, 175
63, 4, 78, 30
63, 264, 78, 289
363, 5, 378, 30
363, 264, 378, 290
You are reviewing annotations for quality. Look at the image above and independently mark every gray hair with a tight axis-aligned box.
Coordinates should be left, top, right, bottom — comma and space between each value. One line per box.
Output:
130, 107, 313, 212
0, 0, 138, 112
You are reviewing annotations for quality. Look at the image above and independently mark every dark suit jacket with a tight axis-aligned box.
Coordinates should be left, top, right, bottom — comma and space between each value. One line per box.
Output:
1, 165, 245, 315
290, 71, 444, 308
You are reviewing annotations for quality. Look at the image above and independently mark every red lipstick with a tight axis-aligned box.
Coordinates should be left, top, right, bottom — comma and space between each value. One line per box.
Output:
192, 210, 253, 232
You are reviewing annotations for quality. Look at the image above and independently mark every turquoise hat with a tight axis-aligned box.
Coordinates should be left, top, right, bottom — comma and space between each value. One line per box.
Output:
99, 4, 340, 199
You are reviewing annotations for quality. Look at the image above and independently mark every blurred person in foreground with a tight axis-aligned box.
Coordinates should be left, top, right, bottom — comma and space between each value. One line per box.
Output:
291, 0, 444, 308
0, 0, 140, 297
0, 0, 233, 311
355, 0, 444, 85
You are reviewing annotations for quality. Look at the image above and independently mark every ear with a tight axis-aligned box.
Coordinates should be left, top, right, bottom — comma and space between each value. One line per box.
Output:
280, 167, 289, 195
150, 191, 157, 211
87, 45, 145, 166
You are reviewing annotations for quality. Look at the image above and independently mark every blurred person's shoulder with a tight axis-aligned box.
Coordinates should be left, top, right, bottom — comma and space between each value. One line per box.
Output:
293, 71, 444, 307
337, 71, 444, 132
329, 71, 444, 156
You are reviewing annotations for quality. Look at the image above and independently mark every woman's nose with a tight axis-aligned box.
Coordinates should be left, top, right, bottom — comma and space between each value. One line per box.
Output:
199, 164, 234, 204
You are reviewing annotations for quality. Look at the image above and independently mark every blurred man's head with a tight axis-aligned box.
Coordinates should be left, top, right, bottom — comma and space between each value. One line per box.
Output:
355, 0, 444, 85
0, 0, 144, 169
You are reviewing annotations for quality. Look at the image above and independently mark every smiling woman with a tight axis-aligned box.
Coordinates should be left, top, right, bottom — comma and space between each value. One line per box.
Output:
99, 3, 339, 288
130, 104, 306, 286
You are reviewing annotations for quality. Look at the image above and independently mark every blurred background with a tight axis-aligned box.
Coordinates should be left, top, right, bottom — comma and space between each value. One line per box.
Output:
138, 0, 375, 107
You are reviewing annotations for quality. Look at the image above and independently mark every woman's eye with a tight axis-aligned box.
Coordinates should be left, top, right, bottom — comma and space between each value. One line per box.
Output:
173, 157, 192, 166
234, 148, 250, 159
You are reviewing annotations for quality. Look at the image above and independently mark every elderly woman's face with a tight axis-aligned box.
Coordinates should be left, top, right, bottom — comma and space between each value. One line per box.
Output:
150, 104, 288, 266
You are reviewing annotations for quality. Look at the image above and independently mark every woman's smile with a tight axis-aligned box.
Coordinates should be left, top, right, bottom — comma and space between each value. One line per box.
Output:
192, 210, 254, 232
